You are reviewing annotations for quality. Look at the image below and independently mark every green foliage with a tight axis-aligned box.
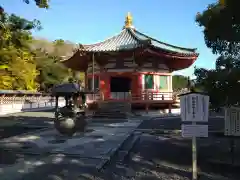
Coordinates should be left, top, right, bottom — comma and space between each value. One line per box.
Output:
33, 48, 67, 91
172, 75, 189, 91
32, 38, 84, 91
23, 0, 49, 8
0, 12, 41, 90
0, 13, 41, 49
194, 56, 240, 108
196, 0, 240, 56
195, 0, 240, 109
0, 11, 80, 91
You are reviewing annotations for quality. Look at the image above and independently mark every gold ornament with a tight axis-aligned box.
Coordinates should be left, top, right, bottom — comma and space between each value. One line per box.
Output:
219, 0, 225, 6
124, 12, 133, 28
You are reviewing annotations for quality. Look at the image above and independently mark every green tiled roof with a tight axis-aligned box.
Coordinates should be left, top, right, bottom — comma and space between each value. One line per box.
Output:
80, 27, 198, 56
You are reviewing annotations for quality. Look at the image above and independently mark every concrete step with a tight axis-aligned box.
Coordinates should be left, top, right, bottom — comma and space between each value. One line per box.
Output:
92, 111, 132, 118
99, 106, 129, 109
94, 110, 130, 114
92, 113, 129, 119
98, 102, 131, 111
94, 101, 132, 119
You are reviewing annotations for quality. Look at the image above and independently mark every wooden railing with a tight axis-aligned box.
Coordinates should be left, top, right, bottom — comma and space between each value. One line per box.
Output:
132, 92, 173, 101
110, 92, 131, 99
86, 94, 101, 102
0, 91, 177, 105
101, 92, 175, 101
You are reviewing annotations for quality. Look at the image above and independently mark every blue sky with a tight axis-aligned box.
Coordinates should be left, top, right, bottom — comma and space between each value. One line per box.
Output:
2, 0, 218, 77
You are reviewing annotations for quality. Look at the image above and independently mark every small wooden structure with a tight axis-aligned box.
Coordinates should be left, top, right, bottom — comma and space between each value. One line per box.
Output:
62, 13, 199, 110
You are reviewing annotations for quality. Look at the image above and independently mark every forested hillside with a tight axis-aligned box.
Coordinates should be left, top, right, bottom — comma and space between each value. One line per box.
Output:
0, 11, 84, 92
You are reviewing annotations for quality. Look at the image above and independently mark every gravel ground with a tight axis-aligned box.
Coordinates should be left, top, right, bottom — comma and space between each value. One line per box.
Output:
0, 126, 43, 139
138, 116, 224, 132
102, 135, 236, 180
0, 112, 239, 180
98, 117, 240, 180
0, 111, 54, 127
0, 111, 54, 139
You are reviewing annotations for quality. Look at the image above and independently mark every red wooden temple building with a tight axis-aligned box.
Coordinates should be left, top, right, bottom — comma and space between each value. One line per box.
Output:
63, 13, 199, 109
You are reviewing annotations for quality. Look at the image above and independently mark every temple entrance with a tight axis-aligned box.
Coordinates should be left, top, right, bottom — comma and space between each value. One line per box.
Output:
110, 77, 131, 99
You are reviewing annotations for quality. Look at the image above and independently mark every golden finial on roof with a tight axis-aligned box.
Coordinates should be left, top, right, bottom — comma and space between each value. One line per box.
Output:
219, 0, 225, 6
124, 12, 133, 28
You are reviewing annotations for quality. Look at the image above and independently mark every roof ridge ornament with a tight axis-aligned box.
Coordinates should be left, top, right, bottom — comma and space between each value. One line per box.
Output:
124, 12, 134, 29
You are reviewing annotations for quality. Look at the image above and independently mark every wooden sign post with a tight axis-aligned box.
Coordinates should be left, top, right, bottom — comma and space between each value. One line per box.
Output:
224, 106, 240, 137
224, 106, 240, 165
179, 92, 209, 180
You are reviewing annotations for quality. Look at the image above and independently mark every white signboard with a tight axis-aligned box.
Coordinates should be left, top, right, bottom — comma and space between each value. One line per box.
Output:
181, 124, 208, 138
180, 93, 209, 122
224, 107, 240, 136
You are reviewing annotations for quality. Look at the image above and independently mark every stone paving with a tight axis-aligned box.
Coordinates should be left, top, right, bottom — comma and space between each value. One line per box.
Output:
0, 114, 144, 180
0, 110, 230, 180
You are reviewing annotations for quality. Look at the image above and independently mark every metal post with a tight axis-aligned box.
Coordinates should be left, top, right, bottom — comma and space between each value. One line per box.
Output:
188, 76, 198, 180
192, 121, 197, 180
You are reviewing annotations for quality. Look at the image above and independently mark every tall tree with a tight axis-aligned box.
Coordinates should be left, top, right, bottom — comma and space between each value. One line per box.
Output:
194, 56, 240, 108
23, 0, 49, 8
34, 48, 69, 91
0, 12, 41, 90
196, 0, 240, 56
194, 0, 240, 108
0, 1, 49, 15
32, 38, 86, 91
172, 75, 189, 91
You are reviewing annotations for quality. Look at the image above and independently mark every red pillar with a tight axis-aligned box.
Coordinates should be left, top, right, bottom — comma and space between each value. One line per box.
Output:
99, 70, 110, 100
105, 74, 110, 99
138, 73, 142, 97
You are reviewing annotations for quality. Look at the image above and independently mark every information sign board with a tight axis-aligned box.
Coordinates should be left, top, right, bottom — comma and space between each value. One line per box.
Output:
180, 93, 209, 122
224, 107, 240, 136
181, 124, 208, 138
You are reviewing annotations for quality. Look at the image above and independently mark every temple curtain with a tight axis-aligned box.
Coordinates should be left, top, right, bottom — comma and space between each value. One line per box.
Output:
159, 75, 168, 89
144, 74, 154, 89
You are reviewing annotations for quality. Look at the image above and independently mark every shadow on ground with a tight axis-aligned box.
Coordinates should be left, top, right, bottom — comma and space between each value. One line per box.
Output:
1, 132, 239, 180
100, 133, 240, 180
0, 110, 55, 139
0, 112, 237, 180
138, 116, 224, 132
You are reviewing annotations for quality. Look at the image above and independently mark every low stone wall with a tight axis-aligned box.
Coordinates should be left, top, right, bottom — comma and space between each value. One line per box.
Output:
0, 100, 65, 116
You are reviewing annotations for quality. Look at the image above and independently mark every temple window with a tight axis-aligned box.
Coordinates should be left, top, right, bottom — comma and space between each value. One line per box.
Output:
159, 75, 168, 89
87, 76, 99, 91
144, 74, 154, 89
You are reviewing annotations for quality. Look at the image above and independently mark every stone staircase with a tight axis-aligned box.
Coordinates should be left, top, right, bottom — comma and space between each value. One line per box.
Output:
92, 101, 132, 119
